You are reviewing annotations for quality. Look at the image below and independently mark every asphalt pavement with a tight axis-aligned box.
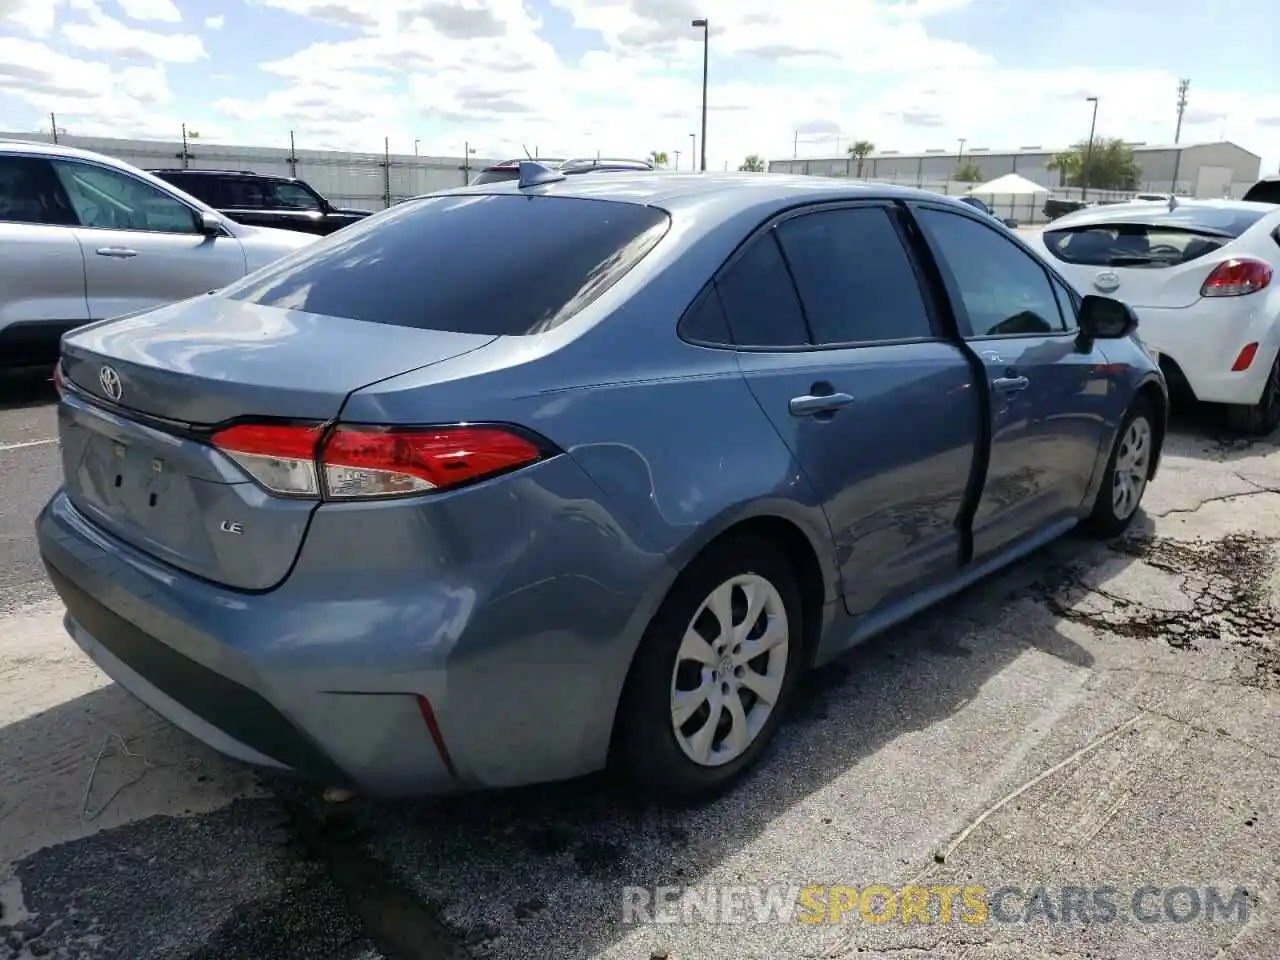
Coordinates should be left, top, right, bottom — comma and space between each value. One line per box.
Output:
1, 370, 1278, 960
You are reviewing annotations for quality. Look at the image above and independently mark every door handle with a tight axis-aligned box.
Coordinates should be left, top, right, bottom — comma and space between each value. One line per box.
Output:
789, 392, 855, 417
992, 375, 1030, 392
96, 247, 138, 258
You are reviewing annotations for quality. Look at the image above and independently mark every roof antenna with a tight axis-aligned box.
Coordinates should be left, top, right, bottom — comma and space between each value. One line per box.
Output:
517, 159, 565, 189
521, 143, 532, 159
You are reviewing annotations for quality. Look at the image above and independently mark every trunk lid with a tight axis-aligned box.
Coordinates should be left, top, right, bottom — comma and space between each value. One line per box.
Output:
61, 296, 496, 424
57, 297, 496, 590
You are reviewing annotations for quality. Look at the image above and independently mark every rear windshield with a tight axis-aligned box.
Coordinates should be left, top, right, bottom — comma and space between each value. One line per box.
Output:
1043, 209, 1266, 267
1243, 180, 1280, 204
222, 193, 671, 335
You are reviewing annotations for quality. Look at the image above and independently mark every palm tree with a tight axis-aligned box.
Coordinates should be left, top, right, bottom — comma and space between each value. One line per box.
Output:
739, 154, 765, 172
1046, 151, 1080, 188
649, 150, 669, 168
847, 140, 875, 178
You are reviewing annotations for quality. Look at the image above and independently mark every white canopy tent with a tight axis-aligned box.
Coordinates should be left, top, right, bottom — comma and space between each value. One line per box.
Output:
967, 173, 1050, 196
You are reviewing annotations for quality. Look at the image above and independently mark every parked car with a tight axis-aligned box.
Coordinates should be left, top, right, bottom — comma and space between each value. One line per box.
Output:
1242, 176, 1280, 204
1043, 197, 1087, 220
955, 195, 1019, 228
0, 141, 315, 372
468, 157, 654, 185
38, 167, 1166, 805
1026, 199, 1280, 432
148, 169, 372, 236
470, 158, 567, 185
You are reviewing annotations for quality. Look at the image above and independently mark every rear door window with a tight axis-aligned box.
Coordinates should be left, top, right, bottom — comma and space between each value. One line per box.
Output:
774, 206, 933, 344
264, 180, 322, 210
222, 194, 671, 335
162, 174, 223, 206
223, 179, 266, 208
713, 233, 810, 348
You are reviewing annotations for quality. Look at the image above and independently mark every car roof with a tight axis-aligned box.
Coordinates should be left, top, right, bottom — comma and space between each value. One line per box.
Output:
0, 139, 129, 163
422, 171, 959, 214
1046, 198, 1280, 228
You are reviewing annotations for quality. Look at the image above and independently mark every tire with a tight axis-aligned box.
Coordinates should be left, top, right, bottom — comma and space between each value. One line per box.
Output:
1084, 396, 1156, 539
1225, 353, 1280, 436
613, 535, 805, 806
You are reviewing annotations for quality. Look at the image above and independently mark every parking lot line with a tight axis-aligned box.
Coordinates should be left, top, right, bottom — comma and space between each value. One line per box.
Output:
0, 438, 56, 453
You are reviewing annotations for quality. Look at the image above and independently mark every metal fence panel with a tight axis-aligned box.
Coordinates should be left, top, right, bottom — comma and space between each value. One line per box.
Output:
0, 131, 494, 210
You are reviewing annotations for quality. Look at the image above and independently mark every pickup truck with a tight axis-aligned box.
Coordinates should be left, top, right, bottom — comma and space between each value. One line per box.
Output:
148, 169, 372, 236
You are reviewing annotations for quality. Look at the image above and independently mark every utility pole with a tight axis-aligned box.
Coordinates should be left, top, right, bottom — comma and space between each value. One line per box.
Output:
793, 131, 798, 159
288, 130, 297, 178
692, 18, 709, 171
1170, 78, 1190, 195
49, 112, 58, 144
1082, 96, 1099, 201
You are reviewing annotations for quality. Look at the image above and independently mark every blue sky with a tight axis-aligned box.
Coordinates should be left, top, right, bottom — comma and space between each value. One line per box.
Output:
1, 0, 1277, 172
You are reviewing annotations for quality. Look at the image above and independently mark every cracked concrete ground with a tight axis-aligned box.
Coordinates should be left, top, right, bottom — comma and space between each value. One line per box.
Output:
1, 381, 1278, 960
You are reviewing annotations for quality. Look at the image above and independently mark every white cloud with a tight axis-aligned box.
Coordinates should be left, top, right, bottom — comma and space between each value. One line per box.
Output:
0, 0, 66, 35
115, 0, 181, 22
204, 13, 224, 28
62, 1, 206, 62
0, 0, 1277, 175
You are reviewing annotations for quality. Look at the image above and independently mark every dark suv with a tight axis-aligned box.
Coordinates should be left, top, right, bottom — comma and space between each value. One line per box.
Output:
148, 169, 372, 235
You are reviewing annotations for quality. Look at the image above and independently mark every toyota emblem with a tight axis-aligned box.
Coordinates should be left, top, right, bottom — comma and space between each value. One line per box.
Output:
98, 365, 123, 402
1093, 270, 1121, 294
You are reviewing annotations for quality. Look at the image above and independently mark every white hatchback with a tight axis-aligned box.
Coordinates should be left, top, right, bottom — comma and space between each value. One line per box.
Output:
1025, 199, 1280, 433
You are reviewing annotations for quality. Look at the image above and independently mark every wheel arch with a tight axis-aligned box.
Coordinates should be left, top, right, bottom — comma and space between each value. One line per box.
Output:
605, 503, 838, 763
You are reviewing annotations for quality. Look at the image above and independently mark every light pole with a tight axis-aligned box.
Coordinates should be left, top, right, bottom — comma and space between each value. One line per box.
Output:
689, 132, 696, 168
414, 139, 420, 156
1082, 96, 1099, 201
691, 18, 709, 171
956, 137, 966, 184
673, 149, 681, 171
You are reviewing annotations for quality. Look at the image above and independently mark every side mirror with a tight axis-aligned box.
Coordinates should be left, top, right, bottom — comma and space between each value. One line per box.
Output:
1078, 294, 1138, 340
197, 211, 224, 235
1001, 216, 1019, 228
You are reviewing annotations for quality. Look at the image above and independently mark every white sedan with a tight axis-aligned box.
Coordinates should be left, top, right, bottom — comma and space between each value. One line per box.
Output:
1025, 199, 1280, 433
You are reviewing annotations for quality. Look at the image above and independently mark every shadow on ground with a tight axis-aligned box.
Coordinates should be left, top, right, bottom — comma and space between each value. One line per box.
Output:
0, 368, 56, 412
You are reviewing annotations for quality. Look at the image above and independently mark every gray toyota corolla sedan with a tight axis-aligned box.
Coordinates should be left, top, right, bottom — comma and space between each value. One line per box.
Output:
37, 165, 1166, 804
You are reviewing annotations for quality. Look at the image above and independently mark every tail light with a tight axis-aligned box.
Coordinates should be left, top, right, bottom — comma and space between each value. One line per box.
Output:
1201, 258, 1272, 298
211, 422, 550, 500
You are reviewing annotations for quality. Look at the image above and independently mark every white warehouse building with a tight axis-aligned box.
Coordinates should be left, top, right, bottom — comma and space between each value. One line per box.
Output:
768, 141, 1263, 199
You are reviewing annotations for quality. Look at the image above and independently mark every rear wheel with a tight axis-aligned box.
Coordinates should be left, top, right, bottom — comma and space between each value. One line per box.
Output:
1225, 353, 1280, 436
613, 536, 804, 806
1085, 396, 1155, 538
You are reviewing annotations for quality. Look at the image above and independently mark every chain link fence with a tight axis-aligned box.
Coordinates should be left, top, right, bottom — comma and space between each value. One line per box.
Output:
1, 130, 497, 210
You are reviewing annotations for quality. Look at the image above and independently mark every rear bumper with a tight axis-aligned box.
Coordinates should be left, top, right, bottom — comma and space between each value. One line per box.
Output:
1135, 300, 1278, 406
37, 456, 666, 795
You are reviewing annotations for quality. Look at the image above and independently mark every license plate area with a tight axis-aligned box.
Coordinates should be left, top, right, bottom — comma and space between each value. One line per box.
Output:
79, 433, 200, 539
